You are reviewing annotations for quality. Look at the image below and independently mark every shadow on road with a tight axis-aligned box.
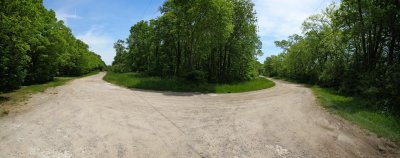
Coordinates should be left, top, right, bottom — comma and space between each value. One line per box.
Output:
129, 88, 204, 97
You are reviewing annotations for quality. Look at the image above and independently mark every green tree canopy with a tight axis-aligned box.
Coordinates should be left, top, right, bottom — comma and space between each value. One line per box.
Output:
0, 0, 106, 92
264, 0, 400, 115
111, 0, 262, 83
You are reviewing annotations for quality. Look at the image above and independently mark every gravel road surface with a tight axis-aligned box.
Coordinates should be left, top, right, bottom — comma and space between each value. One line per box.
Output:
0, 72, 398, 158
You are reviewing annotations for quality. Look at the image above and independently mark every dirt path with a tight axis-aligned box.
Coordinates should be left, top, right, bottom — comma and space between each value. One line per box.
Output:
0, 72, 398, 158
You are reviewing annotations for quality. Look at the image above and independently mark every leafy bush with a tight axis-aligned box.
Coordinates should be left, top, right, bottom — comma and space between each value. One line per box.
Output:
184, 70, 206, 83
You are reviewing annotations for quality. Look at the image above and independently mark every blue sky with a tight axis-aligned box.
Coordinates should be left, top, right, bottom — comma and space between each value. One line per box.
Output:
43, 0, 335, 65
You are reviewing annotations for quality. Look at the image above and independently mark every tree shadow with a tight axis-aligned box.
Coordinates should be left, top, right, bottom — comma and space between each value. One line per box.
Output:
161, 91, 202, 97
132, 79, 215, 97
130, 88, 204, 97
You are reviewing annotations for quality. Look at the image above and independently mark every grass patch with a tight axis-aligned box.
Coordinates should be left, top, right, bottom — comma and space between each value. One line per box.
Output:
4, 77, 75, 102
103, 72, 275, 93
17, 77, 74, 94
0, 71, 100, 117
312, 86, 400, 142
214, 78, 275, 93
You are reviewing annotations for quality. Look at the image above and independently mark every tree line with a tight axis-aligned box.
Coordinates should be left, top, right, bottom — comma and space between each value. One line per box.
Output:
264, 0, 400, 115
0, 0, 106, 92
111, 0, 262, 83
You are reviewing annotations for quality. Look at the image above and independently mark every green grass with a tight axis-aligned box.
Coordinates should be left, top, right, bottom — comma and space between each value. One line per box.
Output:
312, 86, 400, 142
214, 78, 275, 93
0, 71, 100, 117
103, 72, 275, 93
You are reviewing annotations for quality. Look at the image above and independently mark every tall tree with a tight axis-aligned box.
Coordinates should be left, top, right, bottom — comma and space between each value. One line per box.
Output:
264, 0, 400, 115
112, 0, 262, 83
0, 0, 106, 92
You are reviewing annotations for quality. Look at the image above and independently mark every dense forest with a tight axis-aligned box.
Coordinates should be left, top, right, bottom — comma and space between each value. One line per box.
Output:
111, 0, 262, 83
0, 0, 106, 92
264, 0, 400, 115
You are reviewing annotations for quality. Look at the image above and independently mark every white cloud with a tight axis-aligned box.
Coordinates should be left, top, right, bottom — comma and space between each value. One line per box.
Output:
254, 0, 332, 38
55, 11, 80, 24
77, 25, 115, 65
77, 26, 112, 46
253, 0, 334, 60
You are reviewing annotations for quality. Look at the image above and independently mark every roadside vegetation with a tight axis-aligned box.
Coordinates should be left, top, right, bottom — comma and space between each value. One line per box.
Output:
312, 86, 400, 142
109, 0, 263, 86
0, 0, 106, 93
104, 72, 274, 93
263, 0, 400, 142
0, 71, 100, 117
0, 77, 73, 117
263, 2, 399, 117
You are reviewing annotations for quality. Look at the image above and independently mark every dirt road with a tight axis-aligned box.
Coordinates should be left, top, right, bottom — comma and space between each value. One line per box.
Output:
0, 72, 398, 158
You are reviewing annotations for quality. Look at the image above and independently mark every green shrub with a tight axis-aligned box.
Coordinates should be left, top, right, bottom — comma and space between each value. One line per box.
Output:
184, 70, 206, 83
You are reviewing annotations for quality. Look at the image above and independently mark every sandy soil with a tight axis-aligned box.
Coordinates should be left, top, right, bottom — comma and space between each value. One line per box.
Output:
0, 72, 398, 158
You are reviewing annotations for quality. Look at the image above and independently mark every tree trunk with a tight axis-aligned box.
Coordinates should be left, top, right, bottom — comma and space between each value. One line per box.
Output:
357, 0, 367, 71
